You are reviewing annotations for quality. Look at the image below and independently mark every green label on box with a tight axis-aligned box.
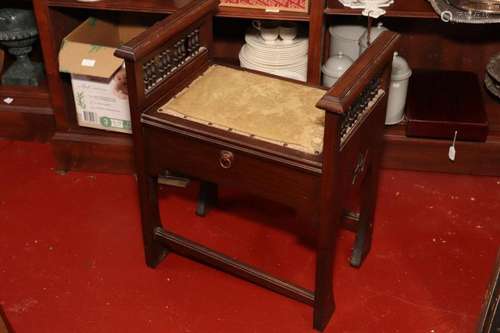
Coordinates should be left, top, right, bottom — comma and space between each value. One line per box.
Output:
100, 117, 131, 130
100, 117, 111, 128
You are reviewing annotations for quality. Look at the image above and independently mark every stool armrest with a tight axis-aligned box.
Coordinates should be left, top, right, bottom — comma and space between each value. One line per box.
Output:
316, 31, 401, 115
114, 0, 218, 113
115, 0, 219, 62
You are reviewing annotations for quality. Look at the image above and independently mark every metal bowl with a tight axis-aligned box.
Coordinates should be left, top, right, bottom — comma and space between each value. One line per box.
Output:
448, 0, 500, 13
486, 53, 500, 83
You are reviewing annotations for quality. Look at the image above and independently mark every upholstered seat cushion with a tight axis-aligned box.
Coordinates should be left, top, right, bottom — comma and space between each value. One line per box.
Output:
158, 65, 326, 154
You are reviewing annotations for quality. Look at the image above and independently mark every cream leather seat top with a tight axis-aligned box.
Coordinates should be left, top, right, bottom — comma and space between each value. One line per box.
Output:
158, 65, 326, 154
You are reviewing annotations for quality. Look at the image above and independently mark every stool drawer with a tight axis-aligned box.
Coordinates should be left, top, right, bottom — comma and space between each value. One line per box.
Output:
144, 126, 321, 207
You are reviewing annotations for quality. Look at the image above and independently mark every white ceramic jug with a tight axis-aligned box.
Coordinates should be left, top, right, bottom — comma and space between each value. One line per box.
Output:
321, 52, 354, 87
385, 52, 412, 125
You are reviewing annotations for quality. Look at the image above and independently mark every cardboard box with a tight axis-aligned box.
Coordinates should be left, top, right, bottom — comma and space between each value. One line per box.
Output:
59, 17, 147, 133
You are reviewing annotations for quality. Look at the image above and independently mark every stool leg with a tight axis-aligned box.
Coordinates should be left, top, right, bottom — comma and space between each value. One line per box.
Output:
350, 163, 379, 268
138, 174, 167, 268
196, 181, 218, 217
313, 250, 336, 331
313, 209, 341, 331
313, 114, 343, 331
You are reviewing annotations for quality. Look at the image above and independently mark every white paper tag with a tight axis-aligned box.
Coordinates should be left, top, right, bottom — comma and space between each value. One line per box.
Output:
3, 97, 14, 104
81, 59, 96, 67
448, 146, 456, 161
448, 130, 458, 161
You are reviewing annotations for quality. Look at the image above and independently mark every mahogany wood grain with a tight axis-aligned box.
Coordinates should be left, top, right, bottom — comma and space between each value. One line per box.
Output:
156, 229, 316, 305
51, 130, 134, 173
0, 84, 50, 102
142, 109, 323, 169
116, 3, 400, 328
0, 111, 54, 142
123, 27, 167, 265
47, 0, 310, 20
307, 0, 326, 85
33, 0, 73, 130
312, 111, 340, 331
0, 50, 4, 76
347, 68, 391, 267
47, 0, 189, 13
477, 250, 500, 333
143, 124, 320, 208
0, 84, 54, 142
406, 70, 488, 142
0, 0, 55, 142
0, 306, 12, 333
120, 0, 217, 268
382, 127, 500, 176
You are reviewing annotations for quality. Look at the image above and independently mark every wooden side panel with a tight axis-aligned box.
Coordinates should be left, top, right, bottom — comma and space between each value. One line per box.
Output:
51, 132, 134, 173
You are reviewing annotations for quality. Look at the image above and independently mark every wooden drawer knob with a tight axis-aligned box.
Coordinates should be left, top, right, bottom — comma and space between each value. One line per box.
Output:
219, 150, 234, 169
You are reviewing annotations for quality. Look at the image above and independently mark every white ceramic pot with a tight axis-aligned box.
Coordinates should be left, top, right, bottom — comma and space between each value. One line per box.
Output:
279, 22, 298, 44
359, 22, 388, 54
328, 25, 366, 61
385, 52, 412, 125
322, 52, 354, 87
252, 20, 280, 44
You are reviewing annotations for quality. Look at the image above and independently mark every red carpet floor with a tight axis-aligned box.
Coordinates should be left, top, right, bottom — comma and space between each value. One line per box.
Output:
0, 139, 499, 333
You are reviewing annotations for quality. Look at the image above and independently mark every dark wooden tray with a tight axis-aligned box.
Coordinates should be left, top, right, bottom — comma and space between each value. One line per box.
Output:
406, 69, 488, 142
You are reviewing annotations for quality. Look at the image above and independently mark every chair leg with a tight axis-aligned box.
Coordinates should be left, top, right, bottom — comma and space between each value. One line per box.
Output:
350, 163, 379, 268
138, 174, 168, 268
313, 209, 341, 331
313, 248, 336, 331
196, 181, 218, 217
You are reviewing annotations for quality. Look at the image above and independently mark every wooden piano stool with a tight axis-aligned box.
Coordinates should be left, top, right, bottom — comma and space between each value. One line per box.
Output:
115, 1, 400, 330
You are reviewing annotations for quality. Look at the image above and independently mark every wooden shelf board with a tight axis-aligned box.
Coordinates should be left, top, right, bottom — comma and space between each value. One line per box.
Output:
0, 111, 53, 142
0, 82, 49, 98
325, 0, 438, 18
485, 91, 500, 133
51, 127, 133, 174
47, 0, 309, 20
0, 82, 53, 141
382, 124, 500, 176
61, 126, 133, 145
0, 83, 52, 115
47, 0, 189, 13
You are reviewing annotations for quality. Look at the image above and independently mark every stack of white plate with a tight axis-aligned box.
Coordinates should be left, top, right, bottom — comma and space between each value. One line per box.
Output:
239, 29, 308, 82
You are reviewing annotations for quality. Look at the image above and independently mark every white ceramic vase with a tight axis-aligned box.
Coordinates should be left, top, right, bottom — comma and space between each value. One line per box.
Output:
385, 52, 412, 125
